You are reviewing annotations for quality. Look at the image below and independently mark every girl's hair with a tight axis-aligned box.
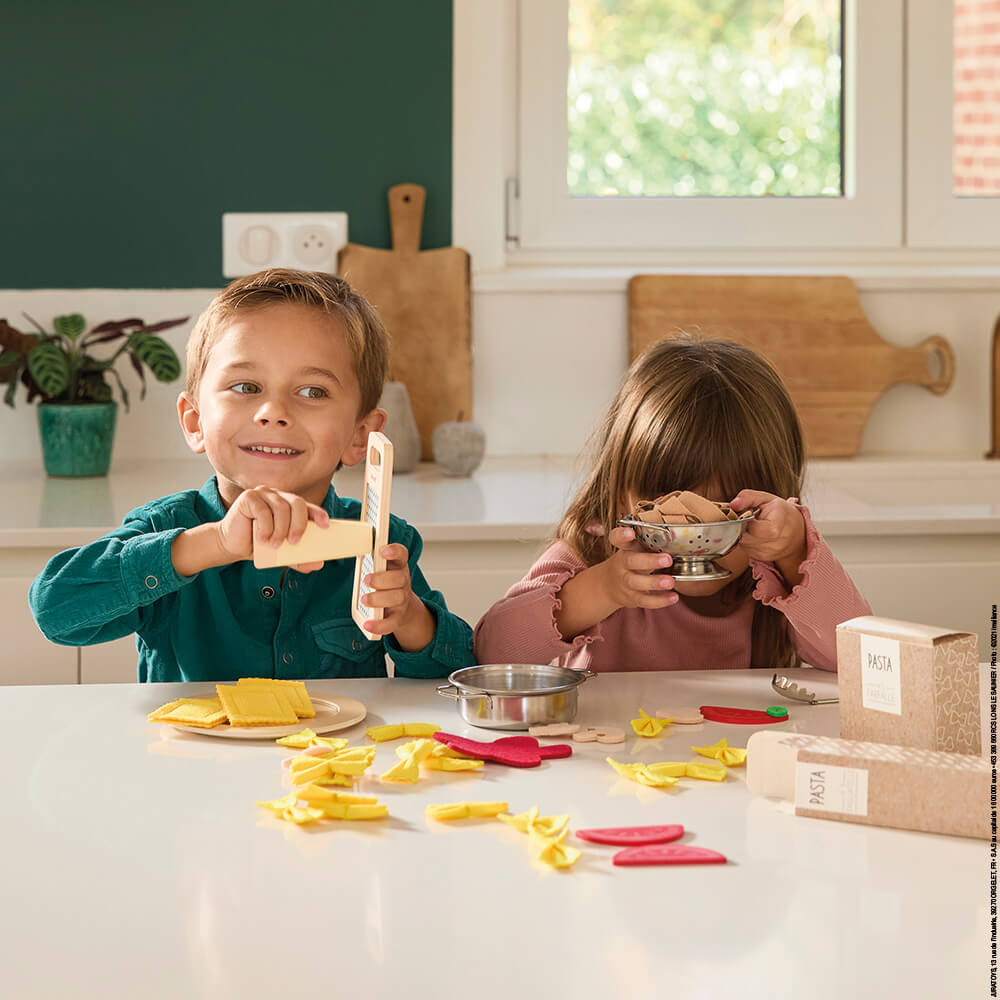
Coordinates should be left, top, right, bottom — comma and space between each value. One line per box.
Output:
558, 334, 806, 670
185, 268, 389, 416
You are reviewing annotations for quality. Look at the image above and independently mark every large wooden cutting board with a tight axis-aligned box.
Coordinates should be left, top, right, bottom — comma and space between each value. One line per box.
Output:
338, 184, 472, 459
629, 275, 955, 457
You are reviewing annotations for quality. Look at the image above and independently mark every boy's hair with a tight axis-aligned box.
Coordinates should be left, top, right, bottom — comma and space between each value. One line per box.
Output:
185, 268, 389, 416
558, 334, 806, 670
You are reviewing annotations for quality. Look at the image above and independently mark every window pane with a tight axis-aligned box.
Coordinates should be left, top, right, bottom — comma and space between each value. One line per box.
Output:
953, 0, 1000, 195
567, 0, 843, 197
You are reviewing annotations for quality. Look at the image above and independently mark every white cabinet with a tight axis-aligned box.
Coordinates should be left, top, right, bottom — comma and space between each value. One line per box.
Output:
0, 572, 76, 684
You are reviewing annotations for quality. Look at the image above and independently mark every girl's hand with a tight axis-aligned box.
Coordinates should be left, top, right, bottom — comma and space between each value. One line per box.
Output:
598, 525, 679, 611
361, 543, 435, 651
217, 486, 329, 573
730, 490, 807, 586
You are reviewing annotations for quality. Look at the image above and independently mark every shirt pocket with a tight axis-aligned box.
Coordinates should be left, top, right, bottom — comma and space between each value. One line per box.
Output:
311, 618, 386, 679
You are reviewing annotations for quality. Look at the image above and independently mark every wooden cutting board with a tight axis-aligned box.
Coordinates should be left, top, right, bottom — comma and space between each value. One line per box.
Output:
629, 275, 955, 457
338, 183, 472, 460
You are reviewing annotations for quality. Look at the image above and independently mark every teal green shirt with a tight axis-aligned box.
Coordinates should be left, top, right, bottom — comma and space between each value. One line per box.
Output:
29, 477, 475, 683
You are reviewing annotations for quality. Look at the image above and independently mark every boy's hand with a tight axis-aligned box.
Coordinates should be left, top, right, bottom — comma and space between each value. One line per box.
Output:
217, 486, 330, 573
598, 525, 679, 611
730, 490, 807, 587
361, 543, 434, 651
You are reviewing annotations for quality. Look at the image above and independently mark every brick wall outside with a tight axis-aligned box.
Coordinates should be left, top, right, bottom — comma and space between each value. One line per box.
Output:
955, 0, 1000, 192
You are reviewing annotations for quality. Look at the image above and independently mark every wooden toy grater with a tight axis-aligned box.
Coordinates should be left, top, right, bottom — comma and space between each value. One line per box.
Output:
351, 431, 394, 638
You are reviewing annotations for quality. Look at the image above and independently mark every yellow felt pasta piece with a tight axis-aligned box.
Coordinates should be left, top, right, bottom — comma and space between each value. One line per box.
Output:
684, 761, 727, 782
367, 722, 441, 742
256, 794, 325, 825
276, 728, 319, 748
426, 801, 508, 821
147, 697, 228, 728
289, 758, 333, 785
423, 756, 484, 772
644, 762, 688, 779
237, 678, 315, 718
216, 685, 298, 726
691, 738, 747, 767
314, 773, 354, 788
606, 757, 679, 788
366, 723, 405, 742
294, 785, 379, 806
381, 738, 436, 782
294, 784, 388, 820
498, 807, 569, 838
630, 708, 673, 738
531, 828, 581, 869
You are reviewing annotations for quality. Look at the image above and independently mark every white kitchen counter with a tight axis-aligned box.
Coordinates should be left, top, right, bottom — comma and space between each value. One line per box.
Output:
0, 669, 987, 999
1, 453, 999, 547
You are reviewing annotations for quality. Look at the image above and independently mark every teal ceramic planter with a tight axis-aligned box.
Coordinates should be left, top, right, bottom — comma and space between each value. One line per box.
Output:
37, 403, 118, 477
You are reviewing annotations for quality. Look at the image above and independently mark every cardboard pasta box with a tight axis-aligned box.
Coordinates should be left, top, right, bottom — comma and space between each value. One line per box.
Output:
836, 615, 981, 755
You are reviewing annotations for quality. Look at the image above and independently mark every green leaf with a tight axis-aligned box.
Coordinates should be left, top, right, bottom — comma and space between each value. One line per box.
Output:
53, 314, 86, 340
26, 342, 70, 398
129, 333, 181, 383
4, 375, 17, 407
107, 367, 130, 411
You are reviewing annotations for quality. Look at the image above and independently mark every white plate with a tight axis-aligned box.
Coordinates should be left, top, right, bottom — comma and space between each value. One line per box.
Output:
169, 696, 367, 740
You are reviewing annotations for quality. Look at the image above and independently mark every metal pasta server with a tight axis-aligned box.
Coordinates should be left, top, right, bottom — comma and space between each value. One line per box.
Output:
436, 664, 596, 731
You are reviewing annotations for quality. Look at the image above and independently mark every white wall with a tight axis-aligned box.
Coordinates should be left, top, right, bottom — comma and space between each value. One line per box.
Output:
1, 279, 996, 466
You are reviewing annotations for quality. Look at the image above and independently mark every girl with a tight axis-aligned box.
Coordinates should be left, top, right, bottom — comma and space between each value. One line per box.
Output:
474, 336, 870, 672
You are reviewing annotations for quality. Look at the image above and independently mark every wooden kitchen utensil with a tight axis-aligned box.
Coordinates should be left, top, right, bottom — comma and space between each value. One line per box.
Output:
338, 184, 472, 459
629, 275, 955, 457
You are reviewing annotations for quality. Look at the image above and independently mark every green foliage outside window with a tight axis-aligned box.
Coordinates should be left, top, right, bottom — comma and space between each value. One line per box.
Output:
568, 0, 842, 197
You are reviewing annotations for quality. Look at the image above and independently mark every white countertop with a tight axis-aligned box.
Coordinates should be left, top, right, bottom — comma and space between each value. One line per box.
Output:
1, 453, 999, 548
0, 669, 985, 1000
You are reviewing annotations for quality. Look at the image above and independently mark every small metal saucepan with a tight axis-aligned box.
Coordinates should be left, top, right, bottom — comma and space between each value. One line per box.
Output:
436, 664, 597, 731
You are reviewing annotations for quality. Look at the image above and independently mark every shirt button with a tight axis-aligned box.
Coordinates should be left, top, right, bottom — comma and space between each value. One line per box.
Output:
144, 575, 158, 590
260, 586, 275, 600
352, 639, 364, 652
282, 652, 294, 665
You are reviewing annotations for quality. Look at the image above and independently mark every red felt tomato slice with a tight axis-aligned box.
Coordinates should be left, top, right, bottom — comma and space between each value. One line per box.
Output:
576, 824, 684, 846
613, 844, 728, 866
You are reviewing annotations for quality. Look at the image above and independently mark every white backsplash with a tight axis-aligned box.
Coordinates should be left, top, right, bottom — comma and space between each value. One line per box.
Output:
0, 281, 996, 465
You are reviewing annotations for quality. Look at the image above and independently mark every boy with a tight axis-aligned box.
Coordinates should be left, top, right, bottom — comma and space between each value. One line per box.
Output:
29, 269, 475, 682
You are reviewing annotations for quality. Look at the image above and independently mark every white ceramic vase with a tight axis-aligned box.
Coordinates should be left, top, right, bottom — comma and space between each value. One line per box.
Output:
378, 381, 421, 473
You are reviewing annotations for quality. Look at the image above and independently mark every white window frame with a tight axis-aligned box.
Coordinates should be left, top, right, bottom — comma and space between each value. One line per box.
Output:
453, 0, 1000, 271
518, 0, 901, 251
906, 0, 1000, 247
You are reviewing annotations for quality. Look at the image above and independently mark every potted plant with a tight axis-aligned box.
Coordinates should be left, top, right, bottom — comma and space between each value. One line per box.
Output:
0, 312, 188, 477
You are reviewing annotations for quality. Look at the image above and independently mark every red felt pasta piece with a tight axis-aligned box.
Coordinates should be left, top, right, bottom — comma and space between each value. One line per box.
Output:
433, 732, 573, 767
699, 705, 787, 725
577, 824, 684, 846
613, 844, 727, 866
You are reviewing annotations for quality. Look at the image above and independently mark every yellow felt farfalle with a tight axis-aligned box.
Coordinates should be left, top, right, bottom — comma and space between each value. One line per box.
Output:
381, 738, 436, 782
426, 801, 508, 821
530, 828, 581, 869
606, 757, 679, 788
396, 740, 484, 772
691, 738, 747, 767
258, 785, 389, 824
684, 761, 727, 782
498, 806, 570, 838
275, 729, 349, 750
630, 708, 672, 737
366, 722, 441, 742
289, 745, 376, 785
294, 783, 389, 820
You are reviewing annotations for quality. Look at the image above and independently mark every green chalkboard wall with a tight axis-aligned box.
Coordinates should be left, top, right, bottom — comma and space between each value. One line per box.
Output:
2, 1, 452, 288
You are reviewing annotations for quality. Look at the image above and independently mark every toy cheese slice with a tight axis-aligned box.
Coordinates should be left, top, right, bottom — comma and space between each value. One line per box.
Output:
352, 432, 394, 638
252, 519, 374, 569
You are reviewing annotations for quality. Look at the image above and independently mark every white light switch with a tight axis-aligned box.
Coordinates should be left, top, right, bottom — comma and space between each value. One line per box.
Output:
222, 212, 348, 277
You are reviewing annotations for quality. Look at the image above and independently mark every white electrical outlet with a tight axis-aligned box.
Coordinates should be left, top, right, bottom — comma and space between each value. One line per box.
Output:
222, 212, 348, 277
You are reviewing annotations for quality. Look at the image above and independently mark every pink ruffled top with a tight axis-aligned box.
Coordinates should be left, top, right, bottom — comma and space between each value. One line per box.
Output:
473, 505, 870, 672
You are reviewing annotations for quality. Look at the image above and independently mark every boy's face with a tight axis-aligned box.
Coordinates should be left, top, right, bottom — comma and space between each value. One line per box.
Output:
178, 302, 384, 508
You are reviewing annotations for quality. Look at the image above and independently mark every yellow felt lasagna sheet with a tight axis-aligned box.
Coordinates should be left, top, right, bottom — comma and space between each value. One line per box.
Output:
147, 697, 228, 729
366, 722, 441, 742
236, 678, 315, 718
215, 685, 299, 727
